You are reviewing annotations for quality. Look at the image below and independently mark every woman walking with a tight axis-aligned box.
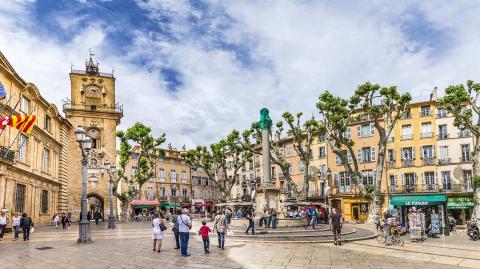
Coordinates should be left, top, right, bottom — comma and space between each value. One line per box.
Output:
172, 208, 181, 250
12, 212, 20, 241
61, 213, 66, 229
152, 212, 166, 253
20, 213, 34, 241
53, 214, 59, 230
213, 210, 229, 250
0, 211, 7, 241
66, 212, 72, 230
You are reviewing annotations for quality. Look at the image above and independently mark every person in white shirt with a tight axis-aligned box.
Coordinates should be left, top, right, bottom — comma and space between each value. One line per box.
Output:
177, 208, 192, 257
152, 212, 165, 253
0, 211, 7, 241
52, 214, 59, 230
12, 212, 21, 241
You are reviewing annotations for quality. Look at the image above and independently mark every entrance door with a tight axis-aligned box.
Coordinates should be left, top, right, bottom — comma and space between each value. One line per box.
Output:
87, 195, 104, 221
352, 205, 360, 221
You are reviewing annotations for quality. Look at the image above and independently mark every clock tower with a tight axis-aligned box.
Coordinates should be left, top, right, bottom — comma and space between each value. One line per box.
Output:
63, 53, 123, 220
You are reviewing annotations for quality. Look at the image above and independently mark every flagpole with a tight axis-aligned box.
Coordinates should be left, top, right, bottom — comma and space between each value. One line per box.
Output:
4, 104, 37, 159
0, 94, 22, 138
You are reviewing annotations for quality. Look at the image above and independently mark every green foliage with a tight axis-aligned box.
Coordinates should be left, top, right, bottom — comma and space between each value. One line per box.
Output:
440, 80, 480, 133
473, 175, 480, 186
114, 122, 166, 202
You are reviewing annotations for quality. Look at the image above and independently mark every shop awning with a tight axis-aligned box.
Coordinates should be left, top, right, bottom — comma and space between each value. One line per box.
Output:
131, 200, 159, 208
447, 197, 474, 209
160, 203, 181, 208
390, 194, 447, 206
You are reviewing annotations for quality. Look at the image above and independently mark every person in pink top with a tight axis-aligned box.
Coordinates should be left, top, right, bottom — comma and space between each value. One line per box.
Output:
199, 220, 212, 254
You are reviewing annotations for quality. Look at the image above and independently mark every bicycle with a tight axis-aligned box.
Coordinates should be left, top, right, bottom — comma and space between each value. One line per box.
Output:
377, 225, 404, 246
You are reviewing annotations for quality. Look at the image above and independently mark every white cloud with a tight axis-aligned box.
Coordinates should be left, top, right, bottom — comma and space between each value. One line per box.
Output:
1, 1, 480, 148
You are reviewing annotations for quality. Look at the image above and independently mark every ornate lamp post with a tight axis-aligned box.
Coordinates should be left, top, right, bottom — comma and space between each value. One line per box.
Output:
75, 124, 93, 243
104, 160, 117, 229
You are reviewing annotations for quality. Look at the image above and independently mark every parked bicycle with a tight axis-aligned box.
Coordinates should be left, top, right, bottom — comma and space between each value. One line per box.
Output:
377, 225, 404, 246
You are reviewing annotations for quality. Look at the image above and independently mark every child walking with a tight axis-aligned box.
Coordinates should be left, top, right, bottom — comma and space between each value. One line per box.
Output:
199, 220, 212, 254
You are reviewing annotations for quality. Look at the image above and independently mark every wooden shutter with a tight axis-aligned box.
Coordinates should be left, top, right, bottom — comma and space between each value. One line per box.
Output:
357, 148, 363, 163
371, 146, 376, 162
334, 173, 339, 187
370, 123, 375, 136
420, 146, 424, 159
357, 126, 361, 137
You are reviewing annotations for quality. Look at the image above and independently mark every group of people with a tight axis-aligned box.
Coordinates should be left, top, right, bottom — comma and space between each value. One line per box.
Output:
53, 212, 73, 230
258, 208, 278, 229
0, 211, 35, 241
152, 208, 231, 256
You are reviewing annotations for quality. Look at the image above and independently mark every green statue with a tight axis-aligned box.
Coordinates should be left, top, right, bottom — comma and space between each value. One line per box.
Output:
258, 108, 272, 130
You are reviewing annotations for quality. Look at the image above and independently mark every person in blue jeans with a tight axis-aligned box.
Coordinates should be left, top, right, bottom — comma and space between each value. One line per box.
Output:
177, 208, 192, 257
213, 210, 229, 250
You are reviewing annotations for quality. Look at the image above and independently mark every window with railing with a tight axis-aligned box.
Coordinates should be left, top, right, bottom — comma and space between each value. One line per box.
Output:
438, 146, 449, 165
459, 128, 470, 138
424, 172, 435, 191
464, 170, 473, 191
461, 144, 471, 162
389, 175, 397, 192
437, 108, 448, 118
318, 146, 326, 158
421, 122, 432, 138
15, 184, 26, 213
402, 108, 411, 119
404, 173, 416, 190
401, 147, 414, 166
181, 171, 187, 183
442, 171, 451, 191
362, 170, 374, 185
146, 186, 154, 200
421, 106, 431, 116
421, 145, 434, 165
18, 135, 28, 162
357, 123, 374, 138
171, 170, 177, 183
438, 125, 448, 139
159, 169, 165, 182
401, 125, 412, 140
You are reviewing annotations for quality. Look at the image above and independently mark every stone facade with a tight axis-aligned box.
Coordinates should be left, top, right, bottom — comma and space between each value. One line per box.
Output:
0, 52, 72, 225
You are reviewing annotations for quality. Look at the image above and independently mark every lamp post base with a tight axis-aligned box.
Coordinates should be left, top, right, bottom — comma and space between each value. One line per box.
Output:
77, 220, 92, 244
108, 215, 116, 229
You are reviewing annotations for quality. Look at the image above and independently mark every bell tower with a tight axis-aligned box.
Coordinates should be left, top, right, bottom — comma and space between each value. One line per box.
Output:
64, 52, 123, 220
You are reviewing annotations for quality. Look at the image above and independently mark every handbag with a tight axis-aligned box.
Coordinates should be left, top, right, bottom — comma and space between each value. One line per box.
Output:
30, 227, 35, 233
160, 223, 167, 231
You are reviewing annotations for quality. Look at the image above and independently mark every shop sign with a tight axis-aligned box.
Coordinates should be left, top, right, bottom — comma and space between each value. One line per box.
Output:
447, 197, 474, 209
405, 201, 430, 206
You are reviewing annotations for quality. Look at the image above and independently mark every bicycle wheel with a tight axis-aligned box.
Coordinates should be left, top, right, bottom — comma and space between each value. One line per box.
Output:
394, 236, 404, 247
377, 234, 386, 244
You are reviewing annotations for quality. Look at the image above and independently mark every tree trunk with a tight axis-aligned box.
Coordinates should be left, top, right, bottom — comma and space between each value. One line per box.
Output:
473, 136, 480, 220
119, 200, 130, 222
368, 142, 386, 224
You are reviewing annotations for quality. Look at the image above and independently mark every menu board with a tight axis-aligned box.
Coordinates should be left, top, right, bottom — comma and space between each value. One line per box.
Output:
431, 214, 440, 234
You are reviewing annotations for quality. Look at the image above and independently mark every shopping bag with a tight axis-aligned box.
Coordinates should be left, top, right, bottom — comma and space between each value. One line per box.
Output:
30, 227, 35, 233
227, 230, 234, 236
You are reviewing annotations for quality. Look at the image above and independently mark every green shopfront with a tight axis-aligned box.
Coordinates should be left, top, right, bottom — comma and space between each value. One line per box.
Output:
447, 196, 474, 225
390, 194, 448, 234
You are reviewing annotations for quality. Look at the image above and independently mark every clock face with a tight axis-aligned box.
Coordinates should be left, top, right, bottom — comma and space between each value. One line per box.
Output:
85, 85, 101, 98
87, 128, 100, 139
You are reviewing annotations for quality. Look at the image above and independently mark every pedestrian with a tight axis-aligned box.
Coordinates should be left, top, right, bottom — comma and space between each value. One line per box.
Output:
271, 208, 277, 229
152, 212, 166, 253
12, 212, 20, 241
0, 211, 7, 241
172, 208, 181, 250
66, 212, 72, 230
178, 208, 192, 257
61, 213, 66, 229
87, 211, 92, 222
245, 210, 255, 235
329, 208, 343, 246
52, 214, 59, 229
305, 206, 313, 229
213, 210, 229, 250
259, 209, 265, 227
94, 211, 101, 225
20, 213, 34, 241
198, 220, 212, 254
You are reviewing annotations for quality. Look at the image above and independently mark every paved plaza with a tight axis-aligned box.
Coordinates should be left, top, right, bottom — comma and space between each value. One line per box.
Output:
0, 221, 479, 269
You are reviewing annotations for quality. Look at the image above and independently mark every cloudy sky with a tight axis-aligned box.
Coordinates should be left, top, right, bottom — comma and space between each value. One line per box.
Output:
1, 0, 480, 147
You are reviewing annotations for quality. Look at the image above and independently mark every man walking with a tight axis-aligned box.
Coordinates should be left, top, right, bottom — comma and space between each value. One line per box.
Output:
172, 208, 181, 250
178, 208, 192, 257
20, 213, 34, 241
94, 211, 101, 225
245, 210, 255, 235
329, 208, 343, 246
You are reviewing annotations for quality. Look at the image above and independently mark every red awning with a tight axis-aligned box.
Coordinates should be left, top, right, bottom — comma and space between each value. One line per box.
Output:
131, 200, 159, 206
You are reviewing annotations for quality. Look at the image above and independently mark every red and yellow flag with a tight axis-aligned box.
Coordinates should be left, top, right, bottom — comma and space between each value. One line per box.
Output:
5, 115, 37, 134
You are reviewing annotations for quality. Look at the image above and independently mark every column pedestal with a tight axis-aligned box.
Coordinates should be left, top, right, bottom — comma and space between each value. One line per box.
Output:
255, 183, 280, 216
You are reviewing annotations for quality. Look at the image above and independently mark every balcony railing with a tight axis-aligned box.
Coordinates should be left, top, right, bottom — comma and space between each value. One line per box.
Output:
338, 186, 351, 193
402, 159, 414, 167
459, 131, 471, 138
422, 158, 435, 166
438, 158, 451, 165
387, 136, 394, 142
158, 196, 168, 201
62, 99, 123, 115
460, 156, 472, 163
390, 184, 474, 193
387, 161, 396, 168
437, 112, 448, 118
318, 153, 326, 158
420, 111, 431, 117
437, 134, 449, 140
421, 132, 433, 138
71, 69, 114, 78
0, 146, 15, 162
401, 134, 413, 140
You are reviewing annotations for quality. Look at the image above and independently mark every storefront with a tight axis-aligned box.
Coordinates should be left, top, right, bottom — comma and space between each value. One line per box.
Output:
330, 197, 369, 222
390, 194, 448, 235
447, 196, 474, 225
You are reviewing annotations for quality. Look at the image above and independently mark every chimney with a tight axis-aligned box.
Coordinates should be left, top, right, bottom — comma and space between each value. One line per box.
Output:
430, 87, 438, 101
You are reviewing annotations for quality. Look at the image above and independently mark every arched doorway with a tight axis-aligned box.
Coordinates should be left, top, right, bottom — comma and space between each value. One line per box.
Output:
87, 194, 104, 221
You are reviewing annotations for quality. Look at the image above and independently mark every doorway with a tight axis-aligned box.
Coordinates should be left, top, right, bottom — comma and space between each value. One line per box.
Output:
352, 205, 360, 221
87, 194, 104, 221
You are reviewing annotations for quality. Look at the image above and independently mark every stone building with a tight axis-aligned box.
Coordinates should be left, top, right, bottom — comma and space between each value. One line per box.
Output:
0, 52, 71, 224
63, 55, 123, 221
0, 51, 122, 225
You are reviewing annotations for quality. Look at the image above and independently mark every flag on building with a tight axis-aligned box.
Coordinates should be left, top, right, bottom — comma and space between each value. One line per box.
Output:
0, 82, 6, 100
6, 114, 37, 134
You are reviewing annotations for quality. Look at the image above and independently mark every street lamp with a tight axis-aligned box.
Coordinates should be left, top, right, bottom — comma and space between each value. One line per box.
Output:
104, 160, 117, 229
76, 124, 93, 243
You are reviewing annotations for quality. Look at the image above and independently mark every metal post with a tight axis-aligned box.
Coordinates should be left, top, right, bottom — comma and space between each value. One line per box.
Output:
108, 172, 116, 229
78, 151, 91, 243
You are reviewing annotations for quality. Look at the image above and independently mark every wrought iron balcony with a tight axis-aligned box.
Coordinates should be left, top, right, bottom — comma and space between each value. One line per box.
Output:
0, 146, 15, 162
420, 132, 433, 138
438, 158, 450, 165
63, 99, 123, 115
460, 156, 472, 163
437, 134, 449, 140
401, 134, 413, 140
420, 111, 431, 117
387, 161, 396, 168
422, 158, 435, 166
459, 131, 471, 138
402, 159, 414, 167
